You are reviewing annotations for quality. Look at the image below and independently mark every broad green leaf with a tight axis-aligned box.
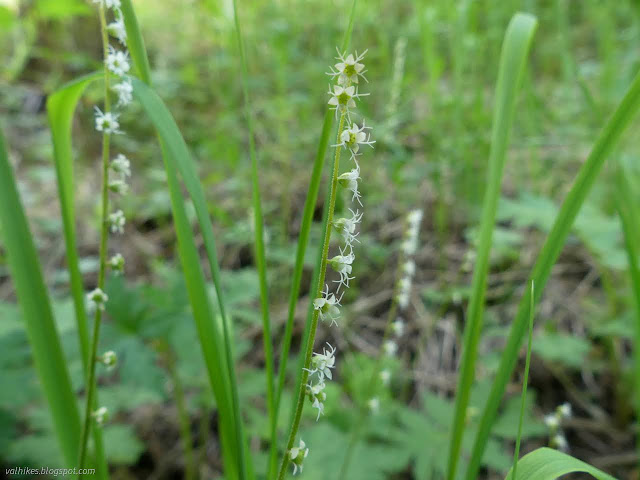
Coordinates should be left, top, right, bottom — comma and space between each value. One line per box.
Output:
0, 126, 81, 468
103, 425, 145, 465
532, 332, 591, 369
448, 13, 538, 480
505, 447, 617, 480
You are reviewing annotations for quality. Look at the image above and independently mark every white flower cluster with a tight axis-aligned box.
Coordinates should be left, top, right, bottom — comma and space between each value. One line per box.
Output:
295, 49, 373, 476
396, 209, 423, 310
544, 402, 572, 452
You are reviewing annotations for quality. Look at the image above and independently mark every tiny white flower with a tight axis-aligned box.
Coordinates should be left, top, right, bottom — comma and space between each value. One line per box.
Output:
327, 84, 368, 119
112, 78, 133, 106
306, 380, 327, 420
407, 209, 423, 228
397, 277, 412, 309
400, 236, 418, 257
108, 178, 129, 195
337, 165, 362, 206
397, 291, 409, 309
336, 121, 375, 160
108, 253, 125, 273
308, 343, 336, 381
94, 107, 121, 134
108, 209, 126, 234
107, 14, 127, 45
110, 153, 131, 177
313, 284, 342, 326
383, 340, 398, 357
380, 369, 391, 386
92, 406, 109, 426
99, 350, 117, 369
552, 433, 568, 451
333, 208, 362, 247
544, 414, 559, 429
328, 48, 368, 85
105, 46, 130, 76
87, 288, 108, 311
402, 260, 415, 277
367, 397, 380, 413
392, 318, 405, 337
558, 402, 572, 419
328, 245, 355, 290
289, 439, 309, 475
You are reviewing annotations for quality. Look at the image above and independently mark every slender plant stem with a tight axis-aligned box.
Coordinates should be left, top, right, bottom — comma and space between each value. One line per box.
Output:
276, 112, 347, 480
511, 281, 535, 480
78, 4, 111, 474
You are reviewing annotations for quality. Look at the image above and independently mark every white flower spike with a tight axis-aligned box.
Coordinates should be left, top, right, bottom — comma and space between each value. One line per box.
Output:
289, 439, 309, 475
112, 78, 133, 106
105, 46, 130, 76
94, 107, 121, 134
313, 284, 342, 326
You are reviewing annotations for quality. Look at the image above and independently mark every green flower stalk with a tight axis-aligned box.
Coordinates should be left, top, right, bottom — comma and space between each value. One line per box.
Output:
276, 48, 373, 479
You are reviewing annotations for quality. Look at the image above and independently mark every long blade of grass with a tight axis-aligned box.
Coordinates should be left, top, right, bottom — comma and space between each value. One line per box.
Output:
446, 13, 538, 480
613, 163, 640, 460
511, 281, 535, 480
270, 3, 357, 476
0, 126, 81, 468
465, 66, 640, 480
504, 447, 617, 480
231, 4, 274, 480
46, 71, 111, 480
120, 3, 250, 477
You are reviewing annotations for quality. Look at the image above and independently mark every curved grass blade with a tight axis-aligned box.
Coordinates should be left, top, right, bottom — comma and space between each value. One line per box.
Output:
0, 126, 81, 468
120, 3, 249, 477
613, 163, 640, 458
504, 447, 617, 480
446, 13, 538, 480
270, 3, 358, 476
46, 72, 110, 479
231, 3, 273, 479
465, 65, 640, 480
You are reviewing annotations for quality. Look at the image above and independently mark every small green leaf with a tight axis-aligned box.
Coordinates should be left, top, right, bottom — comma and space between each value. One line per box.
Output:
505, 447, 617, 480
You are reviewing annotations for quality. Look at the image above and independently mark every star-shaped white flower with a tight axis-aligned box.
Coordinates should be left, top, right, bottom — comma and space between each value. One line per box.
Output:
110, 153, 131, 177
328, 245, 355, 291
327, 48, 368, 85
105, 46, 130, 76
337, 165, 362, 206
112, 78, 133, 106
107, 14, 127, 45
333, 208, 362, 247
289, 439, 309, 475
94, 107, 121, 134
336, 120, 375, 160
308, 343, 337, 381
108, 209, 126, 234
87, 288, 108, 311
313, 284, 342, 326
306, 380, 327, 420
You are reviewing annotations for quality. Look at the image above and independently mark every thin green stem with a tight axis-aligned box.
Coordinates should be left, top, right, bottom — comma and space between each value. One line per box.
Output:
232, 2, 271, 479
511, 281, 535, 480
276, 112, 347, 480
78, 4, 111, 474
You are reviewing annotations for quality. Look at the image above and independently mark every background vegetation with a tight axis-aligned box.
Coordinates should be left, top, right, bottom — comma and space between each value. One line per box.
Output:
1, 0, 640, 478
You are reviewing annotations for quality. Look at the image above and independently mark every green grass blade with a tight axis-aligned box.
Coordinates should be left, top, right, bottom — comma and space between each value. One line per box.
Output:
271, 3, 357, 473
446, 13, 538, 480
46, 71, 102, 374
130, 77, 250, 480
504, 447, 617, 480
231, 3, 273, 479
119, 0, 151, 85
120, 3, 249, 476
0, 126, 82, 468
511, 281, 535, 480
613, 163, 640, 459
46, 72, 109, 479
465, 65, 640, 480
